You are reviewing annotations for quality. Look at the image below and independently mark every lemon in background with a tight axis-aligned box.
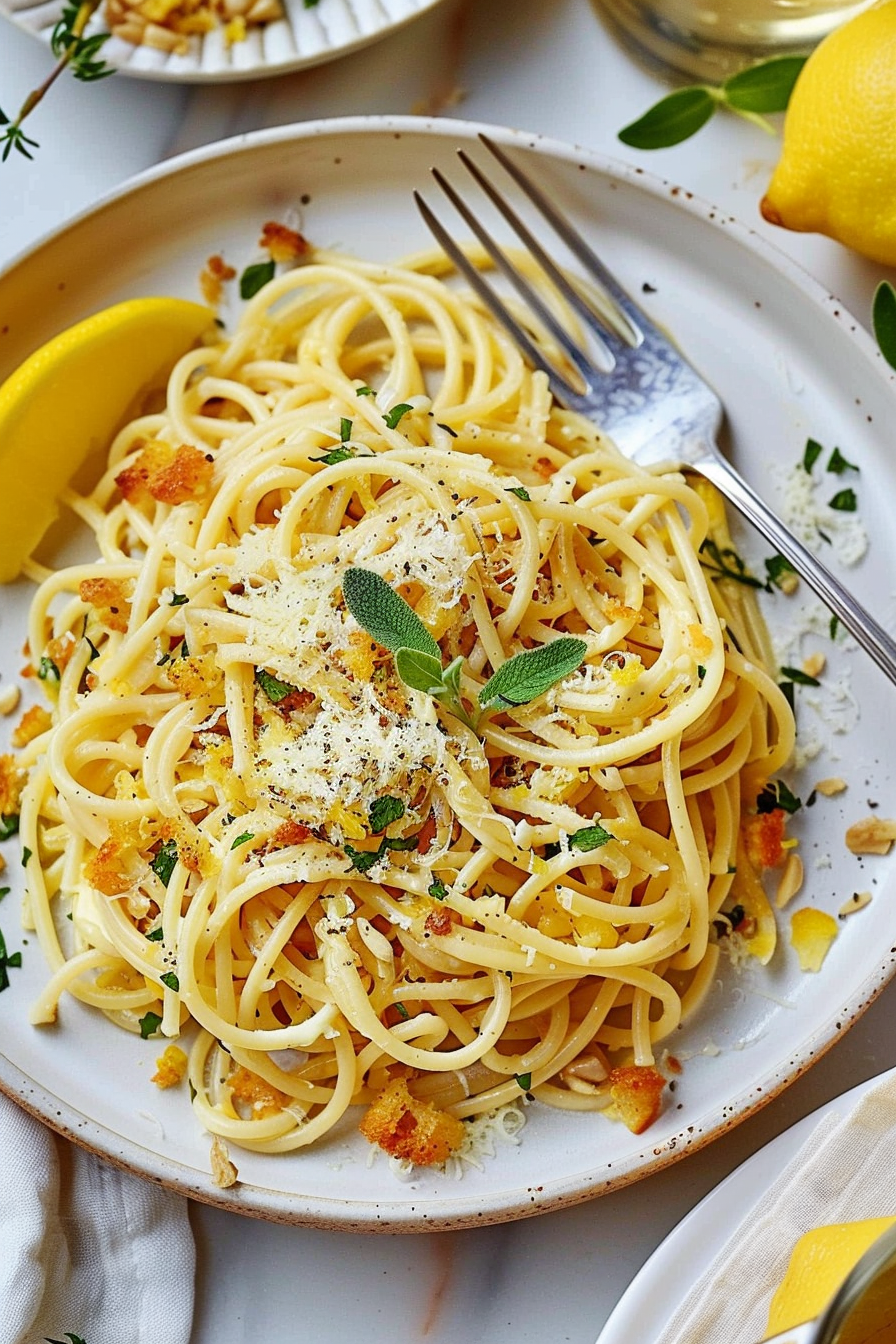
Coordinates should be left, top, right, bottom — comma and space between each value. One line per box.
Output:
760, 0, 896, 265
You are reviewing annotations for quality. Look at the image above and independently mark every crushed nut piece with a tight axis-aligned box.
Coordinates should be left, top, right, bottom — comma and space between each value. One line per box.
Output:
775, 851, 804, 909
838, 890, 872, 918
814, 777, 847, 797
845, 816, 896, 855
0, 685, 21, 716
209, 1134, 239, 1188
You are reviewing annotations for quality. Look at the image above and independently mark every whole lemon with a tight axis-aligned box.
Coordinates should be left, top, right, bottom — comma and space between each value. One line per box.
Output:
760, 0, 896, 265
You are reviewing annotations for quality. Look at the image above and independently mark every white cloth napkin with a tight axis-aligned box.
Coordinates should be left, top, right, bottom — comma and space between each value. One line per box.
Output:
0, 1091, 195, 1344
657, 1071, 896, 1344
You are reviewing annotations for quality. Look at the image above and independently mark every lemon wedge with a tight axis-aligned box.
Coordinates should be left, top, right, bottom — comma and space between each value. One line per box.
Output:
0, 296, 214, 582
766, 1218, 896, 1335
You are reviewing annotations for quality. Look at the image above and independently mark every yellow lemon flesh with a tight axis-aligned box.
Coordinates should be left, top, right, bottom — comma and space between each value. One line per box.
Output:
760, 0, 896, 265
765, 1217, 896, 1335
0, 297, 213, 582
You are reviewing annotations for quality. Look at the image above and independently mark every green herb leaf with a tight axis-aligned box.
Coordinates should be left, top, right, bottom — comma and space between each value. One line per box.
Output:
355, 385, 376, 397
803, 438, 823, 473
383, 402, 414, 430
764, 553, 798, 589
393, 1002, 410, 1020
569, 823, 613, 852
342, 568, 441, 661
828, 488, 857, 512
0, 924, 23, 993
150, 838, 178, 887
428, 877, 448, 901
478, 638, 587, 711
515, 1072, 532, 1090
618, 86, 717, 150
230, 832, 254, 849
394, 647, 446, 695
45, 1335, 88, 1344
145, 927, 164, 942
0, 887, 9, 902
368, 796, 405, 833
21, 847, 31, 867
827, 447, 858, 475
168, 592, 188, 607
507, 486, 531, 501
780, 665, 821, 686
722, 55, 806, 113
873, 281, 896, 371
344, 842, 384, 874
756, 779, 802, 815
830, 614, 840, 640
699, 539, 764, 589
240, 260, 276, 300
38, 655, 60, 681
139, 1011, 163, 1040
311, 446, 356, 465
254, 666, 297, 703
0, 814, 18, 840
340, 417, 353, 442
160, 971, 179, 992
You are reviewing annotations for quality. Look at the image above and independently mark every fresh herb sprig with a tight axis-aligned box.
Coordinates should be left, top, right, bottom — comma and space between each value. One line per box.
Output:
1, 0, 113, 164
618, 55, 806, 150
873, 281, 896, 371
341, 567, 587, 732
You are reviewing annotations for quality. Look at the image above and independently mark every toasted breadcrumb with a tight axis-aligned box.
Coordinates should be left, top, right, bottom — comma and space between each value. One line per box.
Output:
200, 254, 237, 306
359, 1078, 466, 1166
11, 704, 51, 748
116, 442, 214, 507
228, 1065, 289, 1118
745, 807, 787, 868
151, 1045, 189, 1089
209, 1134, 239, 1188
606, 1065, 666, 1135
79, 577, 132, 633
259, 221, 310, 264
0, 754, 25, 816
85, 838, 137, 896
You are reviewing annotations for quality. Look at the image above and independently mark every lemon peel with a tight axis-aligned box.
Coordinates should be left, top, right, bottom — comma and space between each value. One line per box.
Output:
760, 0, 896, 264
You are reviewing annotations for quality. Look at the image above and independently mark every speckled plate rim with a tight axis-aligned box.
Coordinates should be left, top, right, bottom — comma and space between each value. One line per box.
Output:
1, 115, 895, 1232
0, 0, 447, 83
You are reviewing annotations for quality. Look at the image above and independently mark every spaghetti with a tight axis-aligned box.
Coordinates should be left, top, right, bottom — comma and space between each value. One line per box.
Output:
13, 249, 795, 1163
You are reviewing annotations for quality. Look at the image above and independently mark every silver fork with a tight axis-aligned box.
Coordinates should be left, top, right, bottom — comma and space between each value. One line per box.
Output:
414, 134, 896, 689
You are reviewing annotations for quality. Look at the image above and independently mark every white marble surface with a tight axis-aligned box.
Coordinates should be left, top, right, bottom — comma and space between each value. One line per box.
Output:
2, 3, 895, 1340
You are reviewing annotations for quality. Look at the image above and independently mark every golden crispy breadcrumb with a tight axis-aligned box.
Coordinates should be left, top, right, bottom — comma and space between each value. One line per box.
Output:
359, 1077, 466, 1166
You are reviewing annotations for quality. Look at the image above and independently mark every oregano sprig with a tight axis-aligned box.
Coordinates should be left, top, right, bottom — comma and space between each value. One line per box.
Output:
1, 0, 113, 164
342, 567, 587, 731
618, 54, 806, 150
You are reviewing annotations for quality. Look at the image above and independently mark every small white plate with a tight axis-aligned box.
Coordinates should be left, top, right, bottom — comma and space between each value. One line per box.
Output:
1, 116, 896, 1231
595, 1068, 896, 1343
0, 0, 445, 83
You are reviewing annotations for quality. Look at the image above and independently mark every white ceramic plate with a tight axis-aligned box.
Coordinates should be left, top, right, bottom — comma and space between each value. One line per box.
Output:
0, 0, 445, 82
595, 1068, 896, 1343
1, 116, 896, 1232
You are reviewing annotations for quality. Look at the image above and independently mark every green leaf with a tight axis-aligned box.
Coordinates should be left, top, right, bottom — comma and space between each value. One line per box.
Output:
38, 655, 60, 681
803, 438, 823, 472
515, 1072, 532, 1090
828, 487, 857, 512
310, 446, 356, 466
699, 538, 764, 589
230, 831, 254, 849
368, 796, 405, 833
240, 260, 276, 300
254, 667, 297, 703
478, 638, 587, 710
507, 486, 531, 501
764, 553, 797, 589
344, 841, 385, 874
569, 823, 613, 852
618, 86, 717, 150
21, 847, 31, 867
428, 877, 448, 901
383, 402, 414, 430
827, 447, 858, 475
394, 647, 446, 695
340, 417, 353, 442
722, 55, 806, 113
355, 385, 376, 397
145, 927, 163, 942
0, 814, 18, 840
756, 779, 801, 814
160, 971, 179, 992
169, 592, 188, 606
138, 1011, 163, 1040
150, 839, 178, 887
780, 665, 820, 686
873, 281, 896, 371
342, 568, 441, 660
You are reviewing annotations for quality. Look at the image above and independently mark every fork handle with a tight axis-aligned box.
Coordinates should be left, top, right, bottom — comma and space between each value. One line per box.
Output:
694, 453, 896, 689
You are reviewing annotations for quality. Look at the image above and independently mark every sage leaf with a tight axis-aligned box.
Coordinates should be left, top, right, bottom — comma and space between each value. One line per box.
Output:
618, 87, 717, 150
240, 260, 275, 300
722, 55, 806, 113
394, 647, 446, 695
479, 637, 587, 710
873, 281, 896, 371
570, 824, 613, 852
343, 568, 441, 660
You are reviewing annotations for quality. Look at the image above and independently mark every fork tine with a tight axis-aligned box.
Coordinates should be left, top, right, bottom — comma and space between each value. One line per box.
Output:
427, 166, 614, 379
413, 189, 588, 406
479, 134, 649, 347
454, 149, 635, 354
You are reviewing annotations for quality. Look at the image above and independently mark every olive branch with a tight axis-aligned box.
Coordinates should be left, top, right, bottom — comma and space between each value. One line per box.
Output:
1, 0, 113, 163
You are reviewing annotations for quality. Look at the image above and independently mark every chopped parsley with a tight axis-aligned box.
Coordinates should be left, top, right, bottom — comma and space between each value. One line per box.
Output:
827, 447, 858, 475
428, 877, 448, 901
355, 384, 376, 397
168, 592, 189, 607
569, 824, 613, 852
21, 847, 31, 867
344, 833, 419, 874
756, 779, 802, 815
138, 1011, 163, 1040
145, 927, 164, 942
230, 832, 254, 850
515, 1072, 532, 1090
311, 446, 356, 466
802, 437, 823, 472
0, 814, 19, 840
368, 795, 405, 833
393, 1002, 410, 1020
0, 925, 22, 992
507, 486, 531, 501
828, 487, 858, 512
764, 553, 798, 591
150, 839, 178, 887
38, 655, 60, 681
239, 259, 275, 299
383, 402, 413, 430
699, 539, 763, 589
254, 666, 297, 703
160, 971, 180, 992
